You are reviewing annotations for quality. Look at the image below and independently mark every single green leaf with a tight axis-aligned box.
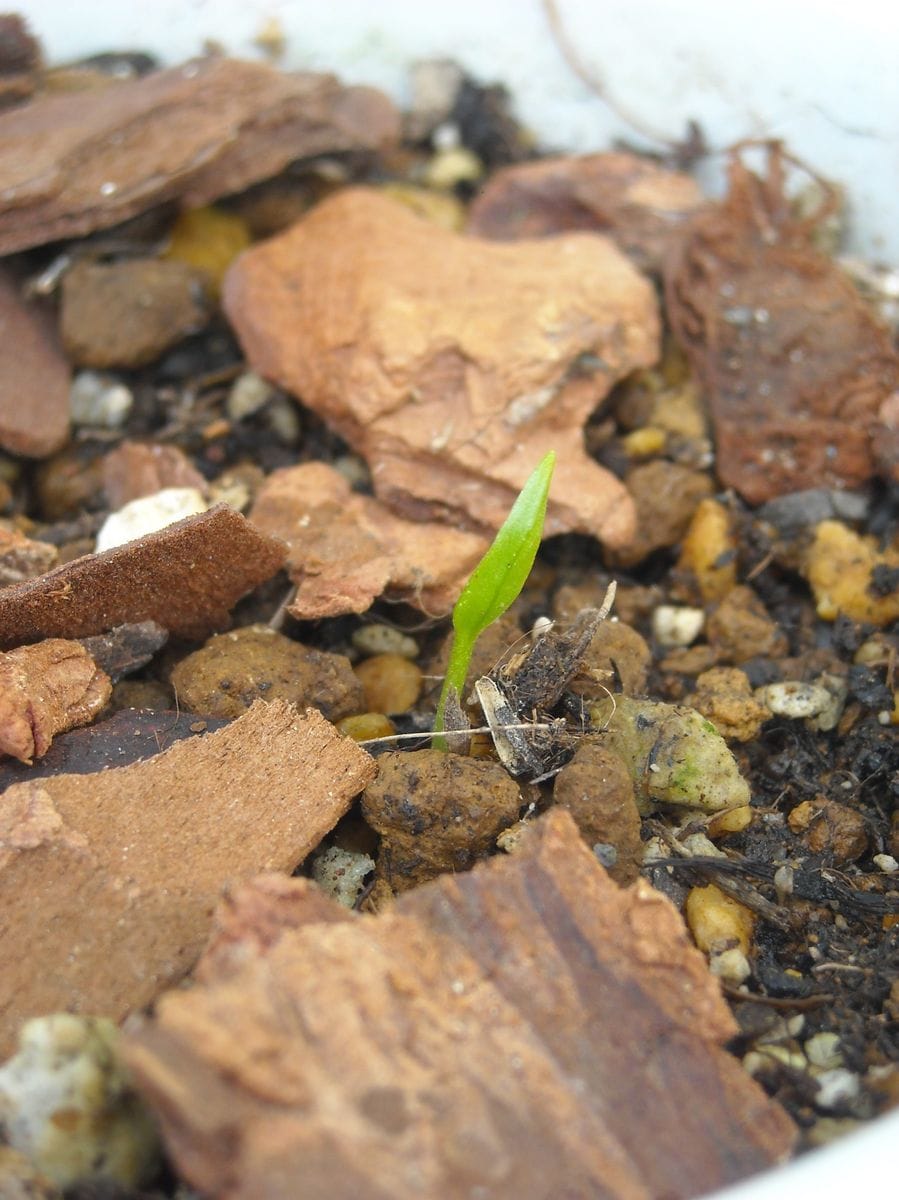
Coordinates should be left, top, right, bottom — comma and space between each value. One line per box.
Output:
434, 451, 555, 740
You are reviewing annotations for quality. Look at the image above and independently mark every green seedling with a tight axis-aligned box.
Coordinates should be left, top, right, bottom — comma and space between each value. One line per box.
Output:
433, 451, 556, 748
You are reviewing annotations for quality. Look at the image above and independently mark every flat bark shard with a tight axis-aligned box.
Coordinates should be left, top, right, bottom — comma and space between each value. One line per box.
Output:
0, 58, 399, 254
124, 809, 795, 1200
665, 144, 899, 503
0, 504, 287, 649
224, 187, 660, 549
0, 268, 70, 458
0, 700, 375, 1057
250, 461, 489, 618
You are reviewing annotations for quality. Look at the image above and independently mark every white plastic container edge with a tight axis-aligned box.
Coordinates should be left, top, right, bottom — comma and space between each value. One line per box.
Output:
15, 0, 899, 1196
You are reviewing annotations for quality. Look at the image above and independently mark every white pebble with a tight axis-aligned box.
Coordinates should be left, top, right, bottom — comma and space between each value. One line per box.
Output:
755, 680, 833, 719
69, 370, 133, 428
815, 1068, 860, 1110
709, 946, 751, 986
0, 1014, 159, 1188
226, 370, 274, 421
805, 1031, 843, 1070
651, 605, 705, 647
680, 832, 726, 859
311, 845, 375, 909
95, 487, 208, 552
352, 623, 419, 659
873, 853, 899, 874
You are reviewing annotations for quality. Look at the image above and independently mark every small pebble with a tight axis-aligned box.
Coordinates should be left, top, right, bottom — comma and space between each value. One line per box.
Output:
680, 832, 726, 858
95, 486, 209, 552
805, 1032, 843, 1070
352, 623, 419, 659
755, 680, 833, 719
692, 667, 770, 743
685, 882, 754, 955
678, 497, 738, 602
354, 653, 423, 714
69, 370, 133, 429
873, 853, 899, 874
226, 370, 275, 421
311, 845, 375, 909
707, 804, 754, 837
815, 1068, 860, 1110
424, 145, 483, 190
266, 395, 302, 446
164, 204, 251, 293
709, 946, 751, 986
0, 1015, 160, 1189
652, 604, 705, 647
337, 712, 396, 742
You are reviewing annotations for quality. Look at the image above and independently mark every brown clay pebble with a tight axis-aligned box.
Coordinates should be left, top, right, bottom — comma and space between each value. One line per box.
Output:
224, 187, 659, 548
353, 653, 422, 714
361, 749, 521, 892
610, 460, 714, 568
706, 585, 788, 665
0, 527, 57, 585
170, 624, 364, 723
573, 619, 651, 698
0, 267, 70, 458
0, 505, 287, 649
61, 258, 209, 369
691, 667, 771, 742
102, 440, 207, 508
553, 740, 642, 883
788, 797, 869, 863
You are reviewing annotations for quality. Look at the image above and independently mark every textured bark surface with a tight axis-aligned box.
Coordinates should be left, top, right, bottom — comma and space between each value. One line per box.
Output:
0, 504, 286, 648
0, 701, 375, 1057
250, 461, 489, 618
125, 810, 796, 1200
225, 187, 660, 549
0, 58, 399, 254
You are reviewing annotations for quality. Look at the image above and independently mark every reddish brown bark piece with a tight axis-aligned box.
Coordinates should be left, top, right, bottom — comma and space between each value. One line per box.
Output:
125, 810, 794, 1199
224, 188, 659, 548
665, 144, 899, 503
250, 462, 489, 618
102, 441, 207, 508
0, 58, 399, 254
0, 700, 375, 1056
468, 151, 706, 274
0, 269, 70, 458
0, 639, 111, 763
0, 504, 286, 649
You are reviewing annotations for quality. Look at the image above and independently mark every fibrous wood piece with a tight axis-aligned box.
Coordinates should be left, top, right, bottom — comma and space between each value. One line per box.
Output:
124, 809, 795, 1199
0, 268, 70, 458
0, 504, 287, 649
0, 57, 399, 254
224, 187, 660, 548
0, 700, 375, 1056
665, 143, 899, 502
250, 461, 489, 618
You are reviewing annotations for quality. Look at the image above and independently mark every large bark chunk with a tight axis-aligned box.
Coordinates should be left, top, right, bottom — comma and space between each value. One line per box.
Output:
0, 504, 286, 648
0, 58, 399, 254
224, 188, 660, 549
665, 144, 899, 502
124, 810, 795, 1199
0, 701, 375, 1056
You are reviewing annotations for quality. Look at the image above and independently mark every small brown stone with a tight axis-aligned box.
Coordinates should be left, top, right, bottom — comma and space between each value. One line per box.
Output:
61, 259, 209, 369
0, 504, 287, 648
170, 624, 363, 723
0, 526, 57, 586
691, 667, 771, 742
102, 441, 207, 508
0, 700, 375, 1056
573, 619, 651, 698
552, 740, 642, 883
0, 639, 111, 762
361, 749, 521, 892
224, 187, 660, 548
0, 268, 70, 458
788, 797, 869, 863
706, 585, 788, 665
0, 58, 399, 253
610, 460, 714, 568
353, 654, 422, 715
468, 151, 706, 274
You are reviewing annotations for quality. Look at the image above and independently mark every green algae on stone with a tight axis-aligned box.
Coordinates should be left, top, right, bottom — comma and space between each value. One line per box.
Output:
589, 694, 750, 814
